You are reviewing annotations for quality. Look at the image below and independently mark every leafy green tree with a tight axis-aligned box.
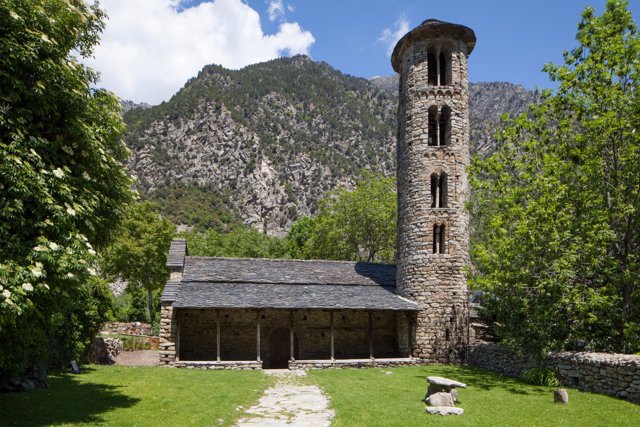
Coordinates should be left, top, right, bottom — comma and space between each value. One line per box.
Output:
286, 216, 317, 259
469, 0, 640, 356
184, 225, 288, 259
290, 172, 397, 263
101, 202, 175, 323
127, 287, 149, 323
0, 0, 134, 377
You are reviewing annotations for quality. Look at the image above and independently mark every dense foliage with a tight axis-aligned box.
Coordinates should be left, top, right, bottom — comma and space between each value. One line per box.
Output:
183, 226, 288, 259
0, 0, 134, 377
469, 0, 640, 356
146, 182, 240, 232
288, 172, 397, 263
101, 202, 174, 323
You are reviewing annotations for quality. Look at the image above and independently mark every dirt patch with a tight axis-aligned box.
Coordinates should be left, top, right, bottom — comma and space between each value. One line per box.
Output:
114, 350, 158, 366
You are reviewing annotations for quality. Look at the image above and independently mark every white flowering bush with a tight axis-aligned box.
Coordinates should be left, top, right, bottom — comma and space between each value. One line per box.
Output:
0, 0, 134, 378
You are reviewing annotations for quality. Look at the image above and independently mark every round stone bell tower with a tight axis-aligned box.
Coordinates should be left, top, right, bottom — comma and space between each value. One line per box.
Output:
392, 20, 476, 363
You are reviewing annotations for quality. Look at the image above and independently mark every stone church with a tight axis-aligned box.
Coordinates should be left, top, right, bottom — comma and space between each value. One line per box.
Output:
159, 19, 476, 369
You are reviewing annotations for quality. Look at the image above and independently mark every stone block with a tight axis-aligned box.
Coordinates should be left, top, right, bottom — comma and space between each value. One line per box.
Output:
554, 389, 569, 404
426, 406, 463, 415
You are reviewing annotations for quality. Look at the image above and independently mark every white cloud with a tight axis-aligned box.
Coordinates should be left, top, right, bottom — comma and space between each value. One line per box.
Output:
84, 0, 315, 104
377, 17, 410, 56
267, 0, 285, 22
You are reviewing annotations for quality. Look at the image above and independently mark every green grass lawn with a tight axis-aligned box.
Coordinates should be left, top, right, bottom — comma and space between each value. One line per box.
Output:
0, 366, 265, 426
309, 365, 640, 427
2, 365, 638, 427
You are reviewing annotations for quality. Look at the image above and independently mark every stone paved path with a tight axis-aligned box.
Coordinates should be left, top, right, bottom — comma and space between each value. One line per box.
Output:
235, 370, 334, 427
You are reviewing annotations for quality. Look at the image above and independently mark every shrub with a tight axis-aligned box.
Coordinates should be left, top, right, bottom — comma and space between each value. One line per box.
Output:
521, 367, 560, 387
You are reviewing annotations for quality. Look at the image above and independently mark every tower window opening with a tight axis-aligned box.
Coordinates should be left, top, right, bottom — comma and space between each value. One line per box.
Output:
430, 173, 448, 208
430, 174, 438, 208
428, 106, 438, 146
439, 106, 451, 146
433, 224, 446, 254
427, 52, 438, 86
439, 52, 448, 85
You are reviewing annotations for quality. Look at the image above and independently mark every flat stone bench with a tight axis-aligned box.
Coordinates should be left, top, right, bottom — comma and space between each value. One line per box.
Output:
425, 376, 467, 400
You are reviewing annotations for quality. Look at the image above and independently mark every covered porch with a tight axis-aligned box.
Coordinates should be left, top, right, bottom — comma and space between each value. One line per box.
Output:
170, 281, 419, 369
174, 308, 417, 369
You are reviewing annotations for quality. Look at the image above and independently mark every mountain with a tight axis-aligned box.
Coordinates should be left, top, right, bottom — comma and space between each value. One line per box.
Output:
123, 56, 536, 234
120, 99, 151, 113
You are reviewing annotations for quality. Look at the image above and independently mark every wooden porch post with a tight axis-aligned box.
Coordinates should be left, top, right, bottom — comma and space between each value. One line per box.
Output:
175, 312, 180, 361
216, 310, 221, 362
407, 313, 412, 358
436, 51, 441, 86
368, 311, 374, 360
289, 311, 295, 361
256, 310, 261, 362
330, 311, 335, 361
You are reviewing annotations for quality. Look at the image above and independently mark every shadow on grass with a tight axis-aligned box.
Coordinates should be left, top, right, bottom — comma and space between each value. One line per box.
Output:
0, 369, 140, 426
414, 365, 549, 397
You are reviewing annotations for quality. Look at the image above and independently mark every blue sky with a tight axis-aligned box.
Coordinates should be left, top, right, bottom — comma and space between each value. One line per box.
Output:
251, 0, 639, 86
86, 0, 640, 104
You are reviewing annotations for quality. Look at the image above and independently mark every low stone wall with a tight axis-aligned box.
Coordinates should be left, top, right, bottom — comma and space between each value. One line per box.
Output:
466, 342, 537, 377
551, 352, 640, 403
174, 361, 262, 370
467, 343, 640, 403
290, 358, 420, 370
89, 337, 123, 365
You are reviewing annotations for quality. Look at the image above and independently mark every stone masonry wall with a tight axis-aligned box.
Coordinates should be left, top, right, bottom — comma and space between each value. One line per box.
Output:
395, 29, 472, 363
467, 343, 640, 403
466, 342, 537, 377
552, 352, 640, 403
159, 302, 177, 365
290, 359, 420, 370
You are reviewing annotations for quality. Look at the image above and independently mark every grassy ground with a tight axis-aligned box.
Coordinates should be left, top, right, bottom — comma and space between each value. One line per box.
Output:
0, 366, 265, 426
309, 365, 640, 427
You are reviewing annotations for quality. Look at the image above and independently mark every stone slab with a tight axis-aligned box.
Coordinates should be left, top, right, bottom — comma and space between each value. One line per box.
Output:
427, 376, 467, 388
426, 406, 464, 415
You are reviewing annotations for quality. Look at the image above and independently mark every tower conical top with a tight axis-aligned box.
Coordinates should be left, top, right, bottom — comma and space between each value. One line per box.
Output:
391, 19, 476, 73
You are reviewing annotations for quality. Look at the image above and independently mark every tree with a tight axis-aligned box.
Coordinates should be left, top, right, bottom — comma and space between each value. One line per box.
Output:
469, 0, 640, 357
183, 225, 288, 259
0, 0, 134, 378
290, 172, 397, 263
101, 202, 175, 323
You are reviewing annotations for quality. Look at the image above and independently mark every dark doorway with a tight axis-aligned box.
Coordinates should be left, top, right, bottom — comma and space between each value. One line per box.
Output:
267, 328, 298, 368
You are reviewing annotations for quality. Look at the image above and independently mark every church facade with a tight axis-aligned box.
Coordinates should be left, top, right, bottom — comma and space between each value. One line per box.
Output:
159, 19, 476, 368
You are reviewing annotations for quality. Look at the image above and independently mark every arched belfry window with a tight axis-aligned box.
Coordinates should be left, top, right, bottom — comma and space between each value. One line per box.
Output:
433, 224, 446, 254
428, 106, 451, 147
430, 173, 448, 208
427, 49, 451, 86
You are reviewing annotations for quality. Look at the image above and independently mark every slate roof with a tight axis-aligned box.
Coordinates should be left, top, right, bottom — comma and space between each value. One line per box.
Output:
161, 281, 180, 302
182, 257, 396, 286
166, 239, 187, 268
164, 255, 418, 311
172, 282, 418, 311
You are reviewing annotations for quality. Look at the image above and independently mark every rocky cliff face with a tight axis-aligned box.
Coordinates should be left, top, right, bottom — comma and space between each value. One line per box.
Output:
124, 56, 536, 234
